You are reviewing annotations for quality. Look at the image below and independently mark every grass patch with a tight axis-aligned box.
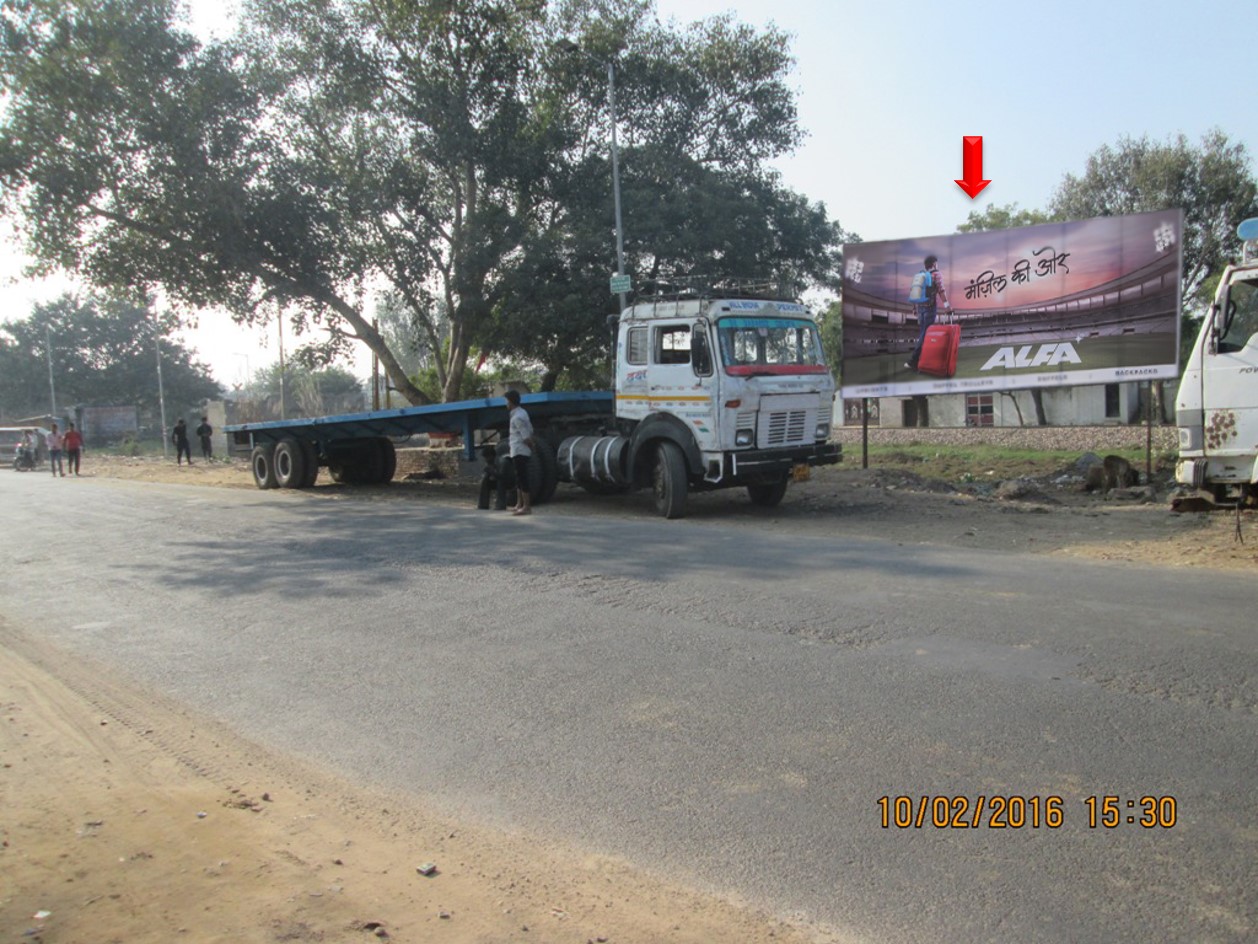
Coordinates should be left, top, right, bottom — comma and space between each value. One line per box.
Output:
850, 444, 1158, 482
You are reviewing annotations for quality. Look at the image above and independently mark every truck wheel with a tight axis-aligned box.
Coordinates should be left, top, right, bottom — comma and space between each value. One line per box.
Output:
747, 477, 789, 508
273, 438, 306, 489
299, 439, 320, 487
376, 438, 397, 484
528, 437, 558, 504
495, 452, 517, 509
250, 444, 279, 490
652, 441, 688, 519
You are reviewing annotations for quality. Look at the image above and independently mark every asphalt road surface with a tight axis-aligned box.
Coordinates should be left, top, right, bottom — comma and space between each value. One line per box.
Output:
2, 472, 1254, 943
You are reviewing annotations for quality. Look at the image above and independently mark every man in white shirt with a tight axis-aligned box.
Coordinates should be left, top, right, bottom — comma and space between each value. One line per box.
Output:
505, 389, 535, 516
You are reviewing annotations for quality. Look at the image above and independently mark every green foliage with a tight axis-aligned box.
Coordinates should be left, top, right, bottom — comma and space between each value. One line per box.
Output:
1049, 130, 1258, 317
956, 203, 1053, 234
0, 294, 221, 418
0, 0, 850, 404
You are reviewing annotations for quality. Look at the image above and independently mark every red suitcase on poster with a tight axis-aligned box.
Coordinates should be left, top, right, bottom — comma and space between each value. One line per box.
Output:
917, 316, 960, 378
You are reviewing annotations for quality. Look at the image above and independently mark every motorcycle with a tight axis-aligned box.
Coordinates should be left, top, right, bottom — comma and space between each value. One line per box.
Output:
12, 443, 37, 472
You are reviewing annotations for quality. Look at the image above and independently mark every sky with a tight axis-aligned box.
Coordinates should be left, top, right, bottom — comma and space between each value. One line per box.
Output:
2, 0, 1255, 388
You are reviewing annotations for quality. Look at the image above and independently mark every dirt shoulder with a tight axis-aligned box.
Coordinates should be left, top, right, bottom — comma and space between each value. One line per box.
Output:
1, 626, 816, 944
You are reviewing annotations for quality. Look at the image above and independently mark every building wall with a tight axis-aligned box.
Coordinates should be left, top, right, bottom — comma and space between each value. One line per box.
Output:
839, 380, 1176, 429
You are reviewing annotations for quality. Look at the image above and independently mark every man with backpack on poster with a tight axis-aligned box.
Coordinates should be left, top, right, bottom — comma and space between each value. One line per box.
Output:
905, 254, 952, 371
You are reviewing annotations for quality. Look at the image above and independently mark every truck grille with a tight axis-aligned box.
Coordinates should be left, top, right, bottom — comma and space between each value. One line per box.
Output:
758, 395, 818, 448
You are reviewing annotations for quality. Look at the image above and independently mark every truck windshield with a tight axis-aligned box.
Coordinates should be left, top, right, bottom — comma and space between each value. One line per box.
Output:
1221, 276, 1258, 352
716, 317, 828, 376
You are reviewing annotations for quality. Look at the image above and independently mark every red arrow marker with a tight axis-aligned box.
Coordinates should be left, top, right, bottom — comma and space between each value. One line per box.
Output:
955, 135, 991, 199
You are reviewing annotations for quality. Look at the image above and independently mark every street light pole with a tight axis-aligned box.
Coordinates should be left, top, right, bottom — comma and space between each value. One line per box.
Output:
606, 58, 627, 313
563, 40, 628, 313
44, 324, 57, 424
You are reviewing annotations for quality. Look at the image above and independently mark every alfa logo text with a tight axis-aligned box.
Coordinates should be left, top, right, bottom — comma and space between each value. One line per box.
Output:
980, 343, 1082, 372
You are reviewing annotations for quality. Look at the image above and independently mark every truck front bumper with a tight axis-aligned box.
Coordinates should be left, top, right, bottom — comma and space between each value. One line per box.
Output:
727, 442, 841, 481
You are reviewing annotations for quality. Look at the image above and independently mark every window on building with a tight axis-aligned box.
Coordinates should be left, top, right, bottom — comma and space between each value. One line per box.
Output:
1104, 384, 1121, 419
965, 394, 994, 427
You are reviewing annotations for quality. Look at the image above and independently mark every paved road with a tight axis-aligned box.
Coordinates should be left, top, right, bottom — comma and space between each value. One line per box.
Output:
2, 472, 1254, 943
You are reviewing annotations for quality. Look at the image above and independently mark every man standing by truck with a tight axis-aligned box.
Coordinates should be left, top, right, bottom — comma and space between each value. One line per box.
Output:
505, 389, 534, 516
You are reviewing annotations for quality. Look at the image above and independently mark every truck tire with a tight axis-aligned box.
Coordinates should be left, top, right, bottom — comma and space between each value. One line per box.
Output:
376, 438, 397, 484
250, 443, 279, 490
528, 437, 558, 504
747, 477, 789, 508
273, 438, 306, 489
495, 452, 517, 509
299, 439, 320, 487
652, 440, 688, 519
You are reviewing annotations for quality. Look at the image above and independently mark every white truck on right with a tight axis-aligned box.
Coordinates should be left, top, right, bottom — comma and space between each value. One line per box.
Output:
1176, 217, 1258, 506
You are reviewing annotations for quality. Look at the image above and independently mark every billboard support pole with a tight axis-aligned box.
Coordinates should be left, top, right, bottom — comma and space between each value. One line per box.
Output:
1145, 380, 1153, 483
861, 397, 870, 469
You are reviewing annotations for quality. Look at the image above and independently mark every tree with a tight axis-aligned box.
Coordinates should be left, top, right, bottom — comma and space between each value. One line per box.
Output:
956, 203, 1051, 234
0, 294, 220, 419
1049, 130, 1258, 317
0, 0, 427, 402
0, 0, 849, 403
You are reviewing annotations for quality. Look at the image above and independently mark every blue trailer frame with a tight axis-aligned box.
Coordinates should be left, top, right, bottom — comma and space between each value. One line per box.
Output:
225, 390, 616, 462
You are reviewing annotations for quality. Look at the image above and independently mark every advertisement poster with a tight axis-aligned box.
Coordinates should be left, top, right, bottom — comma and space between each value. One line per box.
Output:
839, 209, 1183, 399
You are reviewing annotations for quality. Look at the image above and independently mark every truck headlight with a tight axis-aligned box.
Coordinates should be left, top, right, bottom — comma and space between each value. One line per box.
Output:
815, 423, 830, 441
735, 429, 754, 447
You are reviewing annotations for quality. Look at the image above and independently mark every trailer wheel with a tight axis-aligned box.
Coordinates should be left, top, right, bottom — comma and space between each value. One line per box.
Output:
273, 438, 306, 489
250, 443, 279, 490
496, 451, 517, 509
528, 437, 558, 504
747, 477, 789, 508
652, 441, 688, 519
299, 439, 320, 487
376, 438, 397, 484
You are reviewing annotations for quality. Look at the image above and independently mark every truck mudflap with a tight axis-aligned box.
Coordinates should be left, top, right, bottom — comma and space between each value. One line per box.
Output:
727, 442, 841, 481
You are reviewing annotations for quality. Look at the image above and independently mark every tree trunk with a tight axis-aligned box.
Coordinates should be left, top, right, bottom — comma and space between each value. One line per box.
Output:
539, 369, 559, 392
315, 290, 431, 406
1031, 388, 1048, 426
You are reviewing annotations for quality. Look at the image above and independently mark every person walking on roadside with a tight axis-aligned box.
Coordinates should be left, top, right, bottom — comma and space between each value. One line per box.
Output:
63, 422, 84, 476
904, 253, 953, 372
47, 422, 65, 477
195, 416, 214, 460
504, 389, 534, 516
172, 418, 193, 466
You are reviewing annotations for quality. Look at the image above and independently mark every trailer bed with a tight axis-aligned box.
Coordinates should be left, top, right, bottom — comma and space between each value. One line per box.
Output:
226, 390, 615, 460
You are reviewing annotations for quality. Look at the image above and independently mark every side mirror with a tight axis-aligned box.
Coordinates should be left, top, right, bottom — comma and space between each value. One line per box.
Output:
691, 324, 713, 377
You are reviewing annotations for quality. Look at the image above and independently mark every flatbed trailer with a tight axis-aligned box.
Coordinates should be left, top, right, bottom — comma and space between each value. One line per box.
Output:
228, 288, 841, 517
226, 390, 616, 498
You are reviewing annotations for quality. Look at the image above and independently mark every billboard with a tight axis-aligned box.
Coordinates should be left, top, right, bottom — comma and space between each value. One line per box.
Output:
839, 209, 1183, 399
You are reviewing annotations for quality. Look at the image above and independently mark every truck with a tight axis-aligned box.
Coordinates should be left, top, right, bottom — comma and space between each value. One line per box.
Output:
1175, 217, 1258, 506
227, 285, 840, 518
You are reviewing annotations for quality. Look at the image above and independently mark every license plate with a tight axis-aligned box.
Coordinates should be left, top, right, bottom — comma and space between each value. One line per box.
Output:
791, 463, 811, 483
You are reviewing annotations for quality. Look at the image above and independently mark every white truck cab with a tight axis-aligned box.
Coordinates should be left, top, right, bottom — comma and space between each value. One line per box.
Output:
557, 288, 840, 517
1175, 218, 1258, 505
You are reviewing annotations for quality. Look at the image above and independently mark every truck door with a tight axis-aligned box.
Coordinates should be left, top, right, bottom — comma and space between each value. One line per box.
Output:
1202, 274, 1258, 459
647, 322, 718, 451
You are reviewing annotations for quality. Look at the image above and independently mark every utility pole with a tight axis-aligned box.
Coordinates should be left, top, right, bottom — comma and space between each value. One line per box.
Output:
153, 309, 168, 459
45, 325, 57, 424
277, 310, 286, 420
607, 57, 627, 314
562, 40, 628, 312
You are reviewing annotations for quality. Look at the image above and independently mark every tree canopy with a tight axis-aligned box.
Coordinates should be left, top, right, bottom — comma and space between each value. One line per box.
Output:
1048, 130, 1257, 317
0, 294, 221, 419
0, 0, 850, 402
